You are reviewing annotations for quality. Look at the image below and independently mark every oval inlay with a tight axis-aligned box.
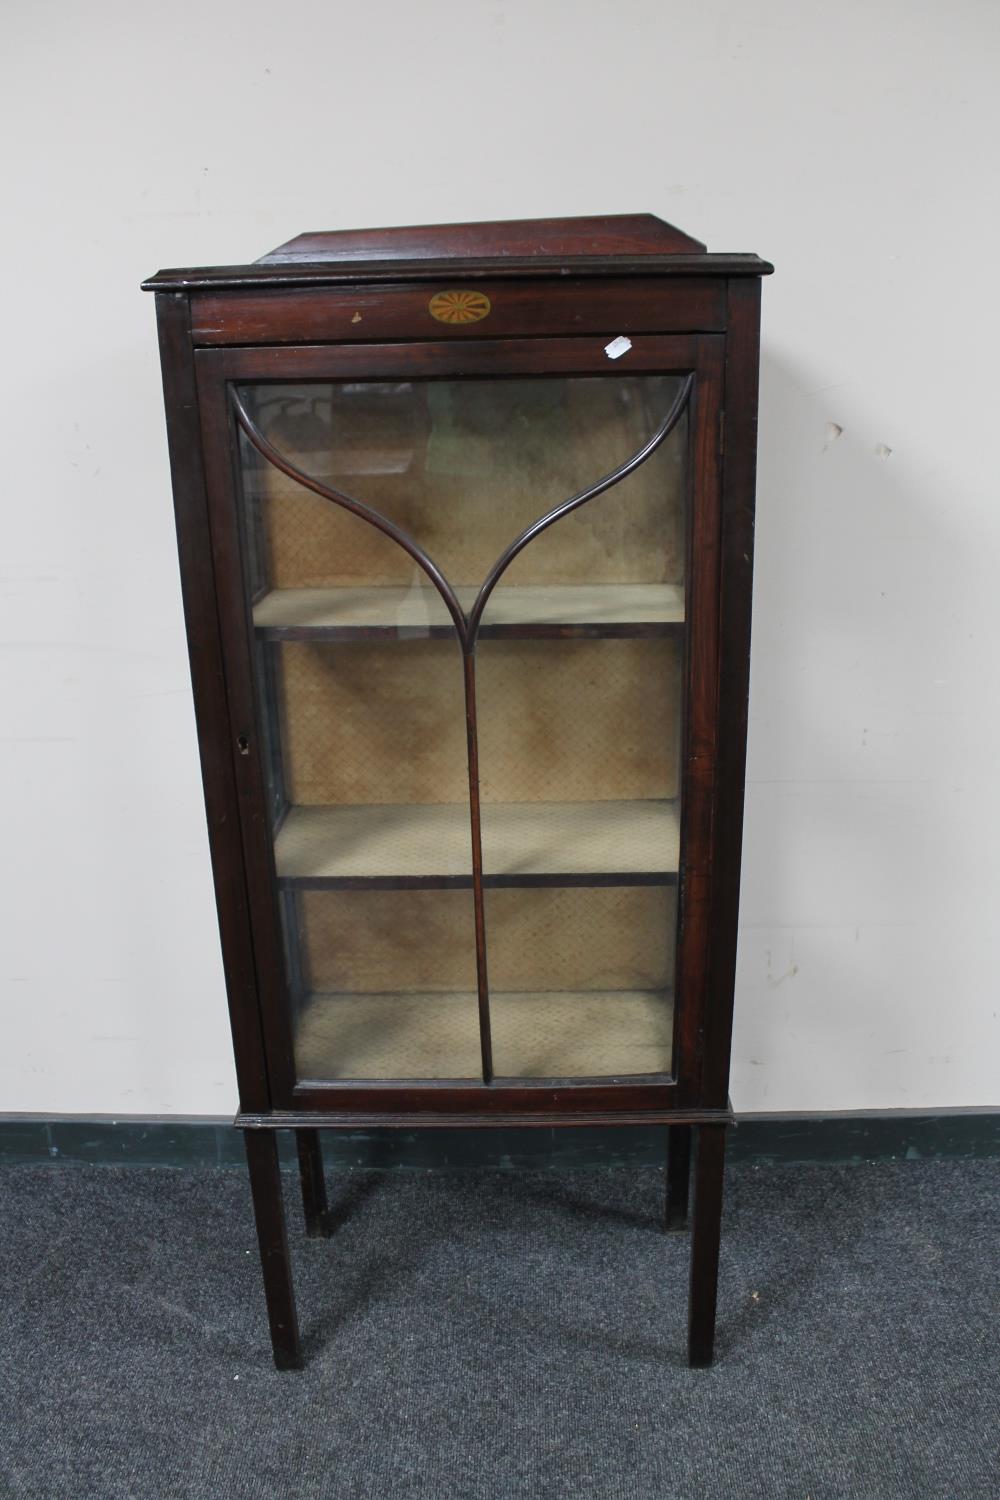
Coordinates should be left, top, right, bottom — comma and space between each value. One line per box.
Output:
428, 290, 492, 325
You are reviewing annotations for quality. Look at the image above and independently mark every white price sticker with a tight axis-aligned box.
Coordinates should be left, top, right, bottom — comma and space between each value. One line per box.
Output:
604, 336, 632, 360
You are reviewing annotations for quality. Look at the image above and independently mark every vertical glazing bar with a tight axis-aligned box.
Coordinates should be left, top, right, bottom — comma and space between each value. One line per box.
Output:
463, 647, 494, 1083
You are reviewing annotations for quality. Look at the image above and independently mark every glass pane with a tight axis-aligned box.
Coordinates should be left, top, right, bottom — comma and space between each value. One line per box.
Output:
235, 370, 687, 1086
477, 375, 687, 1079
286, 889, 480, 1081
239, 377, 680, 590
237, 394, 479, 1080
484, 887, 676, 1078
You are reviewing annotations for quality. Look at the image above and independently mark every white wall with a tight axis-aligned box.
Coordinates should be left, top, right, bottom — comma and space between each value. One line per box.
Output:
3, 0, 998, 1115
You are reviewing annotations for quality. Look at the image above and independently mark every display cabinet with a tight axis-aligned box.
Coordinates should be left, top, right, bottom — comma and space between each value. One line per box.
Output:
144, 214, 771, 1368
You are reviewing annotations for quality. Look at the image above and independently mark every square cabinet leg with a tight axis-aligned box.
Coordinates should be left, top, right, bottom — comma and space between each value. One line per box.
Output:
244, 1130, 303, 1371
295, 1128, 331, 1237
687, 1123, 727, 1368
665, 1123, 692, 1230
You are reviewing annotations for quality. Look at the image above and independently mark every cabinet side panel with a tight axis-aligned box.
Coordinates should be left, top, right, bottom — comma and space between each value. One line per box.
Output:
153, 292, 271, 1112
700, 280, 762, 1107
671, 338, 724, 1102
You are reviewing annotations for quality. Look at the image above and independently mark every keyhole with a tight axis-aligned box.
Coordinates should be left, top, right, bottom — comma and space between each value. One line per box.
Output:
237, 734, 250, 756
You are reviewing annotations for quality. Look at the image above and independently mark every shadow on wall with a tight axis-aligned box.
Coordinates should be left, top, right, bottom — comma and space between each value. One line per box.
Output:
732, 349, 982, 1111
48, 332, 233, 1110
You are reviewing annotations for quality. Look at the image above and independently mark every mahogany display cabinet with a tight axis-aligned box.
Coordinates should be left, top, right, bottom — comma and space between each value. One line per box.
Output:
144, 214, 771, 1369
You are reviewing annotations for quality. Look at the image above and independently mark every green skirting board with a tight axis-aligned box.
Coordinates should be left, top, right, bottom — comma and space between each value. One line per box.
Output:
0, 1111, 997, 1169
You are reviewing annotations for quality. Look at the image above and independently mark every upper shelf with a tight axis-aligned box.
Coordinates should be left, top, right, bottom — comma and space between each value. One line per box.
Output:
253, 582, 685, 641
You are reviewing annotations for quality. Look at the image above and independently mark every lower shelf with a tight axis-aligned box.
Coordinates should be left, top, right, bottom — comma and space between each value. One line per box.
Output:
294, 990, 674, 1082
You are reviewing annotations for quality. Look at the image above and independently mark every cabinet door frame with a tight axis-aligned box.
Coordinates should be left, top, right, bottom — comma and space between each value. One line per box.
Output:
193, 330, 725, 1117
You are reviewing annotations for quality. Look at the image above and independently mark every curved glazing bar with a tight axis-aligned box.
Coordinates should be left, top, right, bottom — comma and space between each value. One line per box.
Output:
233, 384, 494, 1081
234, 376, 693, 649
473, 374, 692, 1082
467, 374, 693, 642
231, 389, 468, 641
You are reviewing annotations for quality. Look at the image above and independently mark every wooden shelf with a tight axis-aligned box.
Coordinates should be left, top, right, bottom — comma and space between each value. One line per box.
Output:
294, 988, 674, 1081
253, 582, 684, 640
274, 799, 679, 888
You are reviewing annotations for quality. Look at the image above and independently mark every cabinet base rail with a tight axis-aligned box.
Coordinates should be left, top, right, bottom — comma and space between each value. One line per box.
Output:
237, 1104, 735, 1130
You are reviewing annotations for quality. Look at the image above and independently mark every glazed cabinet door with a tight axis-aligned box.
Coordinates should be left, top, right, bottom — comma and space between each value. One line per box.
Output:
194, 335, 723, 1112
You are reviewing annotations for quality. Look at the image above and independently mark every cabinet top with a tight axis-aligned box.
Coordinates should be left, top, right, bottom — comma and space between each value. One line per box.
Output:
142, 213, 772, 291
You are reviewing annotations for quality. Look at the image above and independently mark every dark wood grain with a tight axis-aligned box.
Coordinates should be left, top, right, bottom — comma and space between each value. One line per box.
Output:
198, 332, 704, 384
153, 293, 271, 1114
688, 1123, 727, 1366
239, 1104, 735, 1130
287, 1079, 684, 1117
671, 335, 725, 1104
260, 213, 707, 263
149, 219, 768, 1370
190, 278, 725, 346
194, 374, 299, 1105
700, 279, 762, 1107
666, 1123, 692, 1230
144, 254, 773, 294
244, 1129, 302, 1369
295, 1129, 330, 1237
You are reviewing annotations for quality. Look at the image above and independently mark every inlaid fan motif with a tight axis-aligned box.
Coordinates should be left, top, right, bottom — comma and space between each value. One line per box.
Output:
428, 289, 492, 324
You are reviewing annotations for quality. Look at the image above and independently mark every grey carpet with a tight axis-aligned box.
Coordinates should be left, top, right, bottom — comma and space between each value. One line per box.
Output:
1, 1159, 996, 1499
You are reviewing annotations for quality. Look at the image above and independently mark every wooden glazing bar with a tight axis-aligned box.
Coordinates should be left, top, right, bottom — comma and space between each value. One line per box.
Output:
463, 650, 493, 1083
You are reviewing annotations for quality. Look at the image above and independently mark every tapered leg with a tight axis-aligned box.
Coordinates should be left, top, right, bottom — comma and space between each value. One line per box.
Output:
687, 1123, 727, 1368
665, 1123, 692, 1230
295, 1129, 330, 1237
244, 1130, 303, 1370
